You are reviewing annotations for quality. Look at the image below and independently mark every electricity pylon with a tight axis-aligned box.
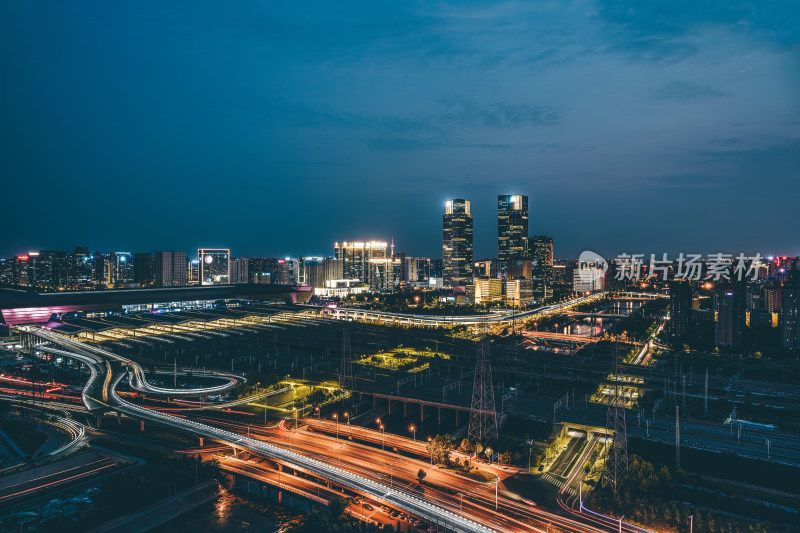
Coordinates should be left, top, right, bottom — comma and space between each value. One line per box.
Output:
603, 342, 628, 493
468, 341, 498, 445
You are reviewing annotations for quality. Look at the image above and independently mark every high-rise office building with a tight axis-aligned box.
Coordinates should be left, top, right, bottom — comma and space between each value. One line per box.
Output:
323, 258, 344, 285
530, 236, 553, 301
334, 241, 388, 286
508, 259, 533, 280
35, 250, 69, 288
154, 251, 188, 287
442, 199, 473, 288
715, 282, 746, 348
110, 252, 134, 285
506, 278, 534, 307
133, 252, 154, 286
498, 194, 528, 265
68, 246, 94, 286
198, 248, 230, 285
229, 257, 249, 283
781, 270, 800, 350
669, 279, 692, 347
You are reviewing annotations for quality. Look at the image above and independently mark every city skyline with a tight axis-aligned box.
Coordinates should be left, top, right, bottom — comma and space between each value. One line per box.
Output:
2, 2, 799, 258
1, 4, 798, 533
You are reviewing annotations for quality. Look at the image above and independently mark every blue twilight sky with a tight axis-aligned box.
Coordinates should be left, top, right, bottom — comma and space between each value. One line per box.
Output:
1, 1, 799, 259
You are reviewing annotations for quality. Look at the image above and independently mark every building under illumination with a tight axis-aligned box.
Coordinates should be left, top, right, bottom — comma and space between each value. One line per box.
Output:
474, 277, 503, 304
498, 194, 528, 266
334, 241, 388, 287
442, 199, 473, 288
198, 248, 230, 285
530, 235, 553, 301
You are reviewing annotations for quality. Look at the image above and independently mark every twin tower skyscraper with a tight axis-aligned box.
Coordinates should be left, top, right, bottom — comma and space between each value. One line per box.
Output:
443, 195, 552, 299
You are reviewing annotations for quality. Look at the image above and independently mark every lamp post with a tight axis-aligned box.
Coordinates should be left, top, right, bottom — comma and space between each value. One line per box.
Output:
380, 425, 385, 450
333, 413, 339, 439
409, 424, 416, 442
315, 406, 320, 420
428, 436, 433, 464
344, 411, 349, 427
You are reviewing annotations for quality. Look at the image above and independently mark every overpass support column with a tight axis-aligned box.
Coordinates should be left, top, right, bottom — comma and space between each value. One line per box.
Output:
454, 410, 460, 426
199, 437, 204, 447
420, 405, 425, 422
95, 415, 103, 428
140, 420, 145, 432
404, 402, 408, 417
438, 408, 442, 424
117, 411, 122, 424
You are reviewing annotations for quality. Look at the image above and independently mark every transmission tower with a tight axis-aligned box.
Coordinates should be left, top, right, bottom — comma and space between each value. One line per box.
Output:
340, 327, 353, 389
603, 342, 628, 493
468, 342, 498, 445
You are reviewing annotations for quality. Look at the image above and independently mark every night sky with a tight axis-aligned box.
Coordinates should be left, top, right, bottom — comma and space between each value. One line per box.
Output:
2, 2, 798, 259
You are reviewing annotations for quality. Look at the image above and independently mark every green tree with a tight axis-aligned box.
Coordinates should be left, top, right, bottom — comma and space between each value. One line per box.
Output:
426, 434, 453, 465
327, 497, 349, 521
459, 438, 473, 453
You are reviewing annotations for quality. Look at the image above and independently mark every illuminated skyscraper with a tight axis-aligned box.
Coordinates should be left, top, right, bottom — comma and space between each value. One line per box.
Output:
334, 241, 388, 286
198, 248, 230, 285
443, 199, 473, 288
497, 194, 528, 264
715, 282, 746, 348
669, 279, 692, 347
530, 235, 553, 301
111, 252, 134, 285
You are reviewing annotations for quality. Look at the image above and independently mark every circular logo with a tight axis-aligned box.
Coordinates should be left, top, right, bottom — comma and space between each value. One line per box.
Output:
204, 255, 214, 264
578, 250, 608, 284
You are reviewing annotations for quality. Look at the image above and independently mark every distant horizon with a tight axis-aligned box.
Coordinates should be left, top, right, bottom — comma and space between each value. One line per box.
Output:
2, 240, 796, 263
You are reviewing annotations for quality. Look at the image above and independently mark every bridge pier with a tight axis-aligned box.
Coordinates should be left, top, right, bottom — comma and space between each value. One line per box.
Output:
140, 420, 145, 432
199, 436, 204, 447
117, 411, 122, 424
420, 404, 426, 422
438, 407, 442, 424
95, 414, 103, 428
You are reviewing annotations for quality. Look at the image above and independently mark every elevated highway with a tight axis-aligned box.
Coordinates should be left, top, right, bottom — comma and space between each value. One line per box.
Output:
329, 292, 607, 327
19, 327, 498, 533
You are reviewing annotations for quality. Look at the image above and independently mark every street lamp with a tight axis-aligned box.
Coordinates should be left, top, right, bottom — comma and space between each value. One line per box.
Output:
428, 436, 433, 465
333, 413, 339, 439
409, 424, 416, 442
315, 406, 320, 420
344, 411, 350, 427
380, 425, 385, 450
